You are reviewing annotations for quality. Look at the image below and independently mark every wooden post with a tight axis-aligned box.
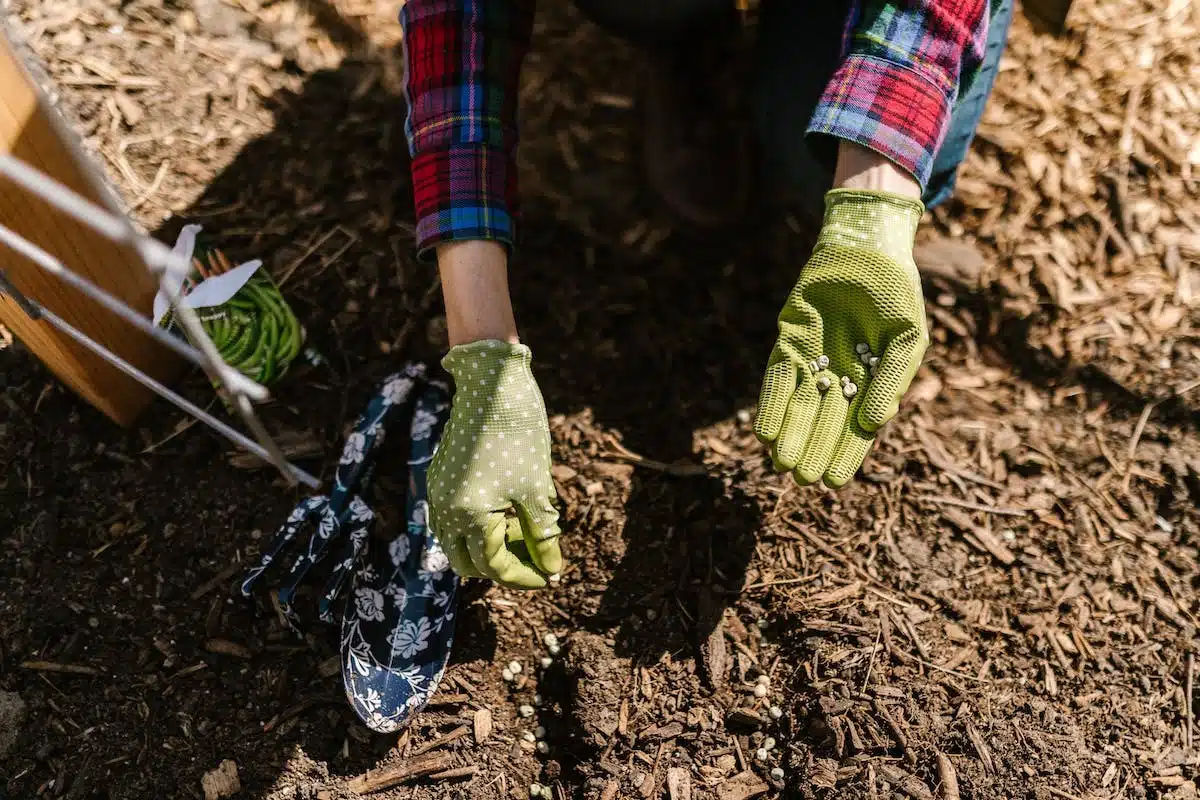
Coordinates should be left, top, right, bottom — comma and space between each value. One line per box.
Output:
0, 27, 179, 426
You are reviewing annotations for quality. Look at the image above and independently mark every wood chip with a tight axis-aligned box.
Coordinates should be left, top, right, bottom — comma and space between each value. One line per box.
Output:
473, 708, 492, 743
20, 661, 101, 676
936, 753, 961, 800
878, 764, 935, 800
201, 760, 240, 800
204, 639, 252, 659
667, 768, 693, 800
716, 771, 769, 800
942, 508, 1016, 565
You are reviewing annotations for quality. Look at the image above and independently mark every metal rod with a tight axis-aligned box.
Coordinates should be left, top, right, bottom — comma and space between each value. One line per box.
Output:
0, 222, 267, 402
0, 153, 269, 406
0, 155, 186, 278
0, 151, 315, 489
30, 301, 320, 489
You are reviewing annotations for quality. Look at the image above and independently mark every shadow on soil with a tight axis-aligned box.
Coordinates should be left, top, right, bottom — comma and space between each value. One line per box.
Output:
1, 2, 1154, 797
0, 5, 773, 797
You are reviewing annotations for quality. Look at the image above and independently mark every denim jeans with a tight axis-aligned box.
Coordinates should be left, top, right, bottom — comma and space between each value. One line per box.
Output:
573, 0, 1015, 216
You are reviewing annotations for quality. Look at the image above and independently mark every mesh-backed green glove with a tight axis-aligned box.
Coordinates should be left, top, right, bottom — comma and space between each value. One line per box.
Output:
429, 340, 563, 589
755, 189, 929, 488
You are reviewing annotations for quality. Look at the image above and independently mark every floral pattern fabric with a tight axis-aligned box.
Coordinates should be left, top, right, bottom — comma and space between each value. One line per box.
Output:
241, 363, 459, 733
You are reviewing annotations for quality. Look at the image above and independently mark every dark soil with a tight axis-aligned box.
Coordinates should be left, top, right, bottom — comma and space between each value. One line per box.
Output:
2, 1, 1200, 799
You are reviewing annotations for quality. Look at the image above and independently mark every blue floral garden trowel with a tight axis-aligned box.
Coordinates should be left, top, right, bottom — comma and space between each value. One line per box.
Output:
241, 363, 460, 732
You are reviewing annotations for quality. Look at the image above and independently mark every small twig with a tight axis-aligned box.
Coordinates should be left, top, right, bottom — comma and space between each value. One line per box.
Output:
388, 274, 442, 355
731, 733, 747, 773
892, 646, 993, 684
1125, 399, 1158, 464
744, 573, 821, 591
1046, 789, 1085, 800
277, 226, 343, 287
346, 753, 455, 794
1187, 650, 1194, 752
21, 660, 101, 676
141, 411, 207, 454
190, 562, 243, 601
600, 436, 707, 477
411, 724, 470, 757
127, 159, 170, 211
429, 766, 478, 781
916, 494, 1028, 517
873, 698, 917, 765
861, 628, 883, 693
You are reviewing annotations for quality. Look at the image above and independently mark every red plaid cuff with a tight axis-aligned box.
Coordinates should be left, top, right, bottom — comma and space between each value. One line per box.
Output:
808, 53, 955, 188
410, 143, 517, 261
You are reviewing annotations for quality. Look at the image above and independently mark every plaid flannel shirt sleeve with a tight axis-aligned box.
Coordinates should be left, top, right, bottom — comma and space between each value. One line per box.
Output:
809, 0, 989, 189
401, 0, 534, 260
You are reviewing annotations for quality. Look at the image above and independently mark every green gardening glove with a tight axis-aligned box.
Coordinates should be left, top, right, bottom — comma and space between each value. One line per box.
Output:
755, 189, 929, 488
429, 340, 563, 589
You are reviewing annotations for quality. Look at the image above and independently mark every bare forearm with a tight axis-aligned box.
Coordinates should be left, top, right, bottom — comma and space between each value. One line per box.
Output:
436, 241, 520, 348
833, 141, 922, 200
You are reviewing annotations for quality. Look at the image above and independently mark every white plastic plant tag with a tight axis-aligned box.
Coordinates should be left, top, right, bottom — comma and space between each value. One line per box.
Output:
152, 224, 262, 324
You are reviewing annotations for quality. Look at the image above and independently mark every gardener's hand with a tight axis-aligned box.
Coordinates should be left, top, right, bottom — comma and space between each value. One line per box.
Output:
754, 188, 928, 488
429, 340, 562, 588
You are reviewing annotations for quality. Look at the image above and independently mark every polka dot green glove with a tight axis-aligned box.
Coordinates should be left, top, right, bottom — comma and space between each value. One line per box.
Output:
429, 340, 563, 589
755, 189, 929, 488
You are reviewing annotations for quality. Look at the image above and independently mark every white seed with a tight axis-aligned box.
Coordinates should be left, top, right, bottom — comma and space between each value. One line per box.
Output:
755, 747, 770, 762
756, 674, 770, 685
508, 660, 523, 675
771, 768, 785, 781
533, 694, 544, 706
519, 705, 535, 718
754, 684, 769, 698
757, 619, 769, 630
769, 706, 783, 720
855, 343, 870, 354
548, 573, 561, 584
764, 737, 777, 750
548, 643, 561, 656
540, 656, 553, 669
841, 375, 850, 386
868, 355, 880, 368
816, 376, 831, 392
808, 360, 819, 374
860, 353, 872, 365
536, 741, 550, 755
535, 725, 547, 739
843, 383, 858, 399
543, 633, 559, 648
502, 668, 515, 682
817, 354, 830, 369
523, 731, 537, 742
530, 783, 543, 797
737, 409, 752, 424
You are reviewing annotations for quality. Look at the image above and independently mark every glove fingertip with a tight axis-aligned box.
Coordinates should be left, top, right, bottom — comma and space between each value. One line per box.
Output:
792, 466, 822, 487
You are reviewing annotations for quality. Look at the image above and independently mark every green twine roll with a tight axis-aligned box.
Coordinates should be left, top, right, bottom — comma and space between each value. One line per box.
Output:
159, 243, 306, 388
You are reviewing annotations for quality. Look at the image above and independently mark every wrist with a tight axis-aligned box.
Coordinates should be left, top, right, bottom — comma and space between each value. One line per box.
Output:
436, 240, 520, 347
833, 141, 921, 199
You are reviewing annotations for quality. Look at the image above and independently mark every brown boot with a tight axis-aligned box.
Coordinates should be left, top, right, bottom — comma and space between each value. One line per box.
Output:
640, 43, 752, 231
